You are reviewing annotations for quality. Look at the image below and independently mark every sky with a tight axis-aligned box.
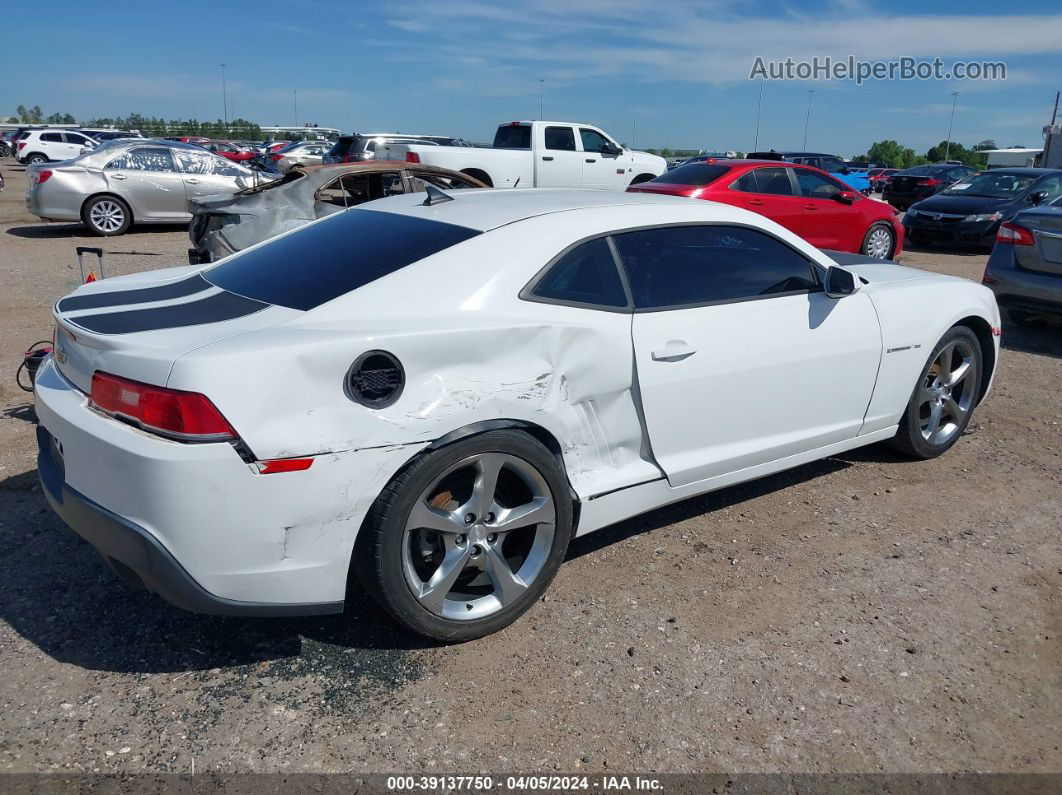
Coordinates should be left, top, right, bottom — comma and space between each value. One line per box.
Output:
5, 0, 1061, 156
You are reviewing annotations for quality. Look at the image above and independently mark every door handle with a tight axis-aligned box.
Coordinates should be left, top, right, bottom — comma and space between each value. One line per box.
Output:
585, 158, 596, 163
747, 198, 764, 206
185, 178, 200, 184
110, 173, 127, 180
804, 204, 817, 210
651, 341, 696, 362
542, 156, 554, 161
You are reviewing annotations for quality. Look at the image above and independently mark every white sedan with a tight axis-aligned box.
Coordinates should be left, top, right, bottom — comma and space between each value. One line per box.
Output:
35, 189, 1000, 640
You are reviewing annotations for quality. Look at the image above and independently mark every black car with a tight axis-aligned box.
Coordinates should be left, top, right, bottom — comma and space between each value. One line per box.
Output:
903, 168, 1062, 249
983, 195, 1062, 322
882, 163, 977, 210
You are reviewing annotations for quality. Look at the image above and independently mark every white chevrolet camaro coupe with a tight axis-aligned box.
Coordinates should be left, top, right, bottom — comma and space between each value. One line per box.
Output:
35, 189, 1000, 640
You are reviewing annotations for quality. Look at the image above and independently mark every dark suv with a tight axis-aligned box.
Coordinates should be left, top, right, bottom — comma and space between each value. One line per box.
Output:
883, 164, 977, 210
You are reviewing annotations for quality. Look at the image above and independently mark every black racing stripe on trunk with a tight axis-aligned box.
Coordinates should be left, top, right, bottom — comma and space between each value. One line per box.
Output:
57, 275, 212, 312
68, 291, 268, 335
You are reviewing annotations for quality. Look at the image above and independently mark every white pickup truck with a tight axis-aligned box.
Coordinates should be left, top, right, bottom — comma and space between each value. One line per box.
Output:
383, 120, 667, 190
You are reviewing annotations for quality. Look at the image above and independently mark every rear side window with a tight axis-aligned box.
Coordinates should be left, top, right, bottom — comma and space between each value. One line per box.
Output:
613, 225, 819, 310
544, 126, 576, 151
493, 125, 532, 149
731, 167, 795, 196
530, 238, 628, 309
105, 147, 176, 173
41, 132, 63, 142
204, 210, 481, 311
654, 163, 728, 187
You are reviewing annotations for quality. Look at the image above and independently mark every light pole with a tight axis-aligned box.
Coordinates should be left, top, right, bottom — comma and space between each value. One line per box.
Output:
539, 79, 544, 120
802, 89, 814, 150
753, 77, 764, 151
293, 90, 298, 127
220, 64, 228, 128
944, 91, 960, 161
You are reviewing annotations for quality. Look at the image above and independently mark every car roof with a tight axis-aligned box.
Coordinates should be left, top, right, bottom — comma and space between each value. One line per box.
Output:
981, 167, 1062, 176
360, 188, 691, 232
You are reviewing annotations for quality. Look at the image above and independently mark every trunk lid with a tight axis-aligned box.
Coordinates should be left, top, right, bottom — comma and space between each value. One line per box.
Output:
52, 266, 299, 393
1014, 209, 1062, 276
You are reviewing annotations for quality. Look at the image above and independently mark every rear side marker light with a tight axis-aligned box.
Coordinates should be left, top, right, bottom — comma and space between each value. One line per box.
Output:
257, 458, 314, 475
90, 371, 237, 442
996, 222, 1034, 246
36, 170, 52, 185
405, 152, 421, 163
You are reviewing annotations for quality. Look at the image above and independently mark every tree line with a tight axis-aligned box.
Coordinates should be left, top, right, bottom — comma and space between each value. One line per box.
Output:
5, 106, 263, 139
863, 139, 1026, 170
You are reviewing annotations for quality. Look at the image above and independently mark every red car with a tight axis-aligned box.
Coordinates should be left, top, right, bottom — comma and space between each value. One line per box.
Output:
628, 159, 903, 259
867, 167, 899, 192
197, 140, 256, 162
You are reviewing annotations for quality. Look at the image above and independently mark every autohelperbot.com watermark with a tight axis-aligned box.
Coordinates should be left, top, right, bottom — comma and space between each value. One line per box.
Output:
749, 56, 1006, 84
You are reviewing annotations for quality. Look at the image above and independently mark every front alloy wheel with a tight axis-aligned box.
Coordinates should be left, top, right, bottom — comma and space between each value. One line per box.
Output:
890, 326, 982, 459
862, 224, 895, 259
357, 430, 573, 641
83, 196, 131, 236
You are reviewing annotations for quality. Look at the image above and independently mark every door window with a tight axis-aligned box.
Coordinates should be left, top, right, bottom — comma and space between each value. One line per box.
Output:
731, 167, 796, 196
105, 147, 176, 172
613, 225, 819, 310
544, 126, 577, 151
175, 150, 243, 176
409, 172, 481, 191
530, 237, 628, 308
579, 128, 611, 153
41, 133, 63, 143
821, 157, 847, 173
796, 170, 843, 199
63, 133, 91, 145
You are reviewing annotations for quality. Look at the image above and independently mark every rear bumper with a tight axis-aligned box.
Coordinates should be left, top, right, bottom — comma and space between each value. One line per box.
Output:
984, 245, 1062, 315
37, 425, 341, 616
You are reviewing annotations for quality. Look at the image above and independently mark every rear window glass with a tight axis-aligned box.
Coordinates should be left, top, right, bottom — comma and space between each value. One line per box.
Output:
651, 163, 728, 187
327, 137, 355, 157
203, 210, 481, 311
493, 125, 532, 149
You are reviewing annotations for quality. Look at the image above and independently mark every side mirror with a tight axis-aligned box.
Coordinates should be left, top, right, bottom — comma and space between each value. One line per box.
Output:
824, 266, 857, 298
833, 190, 856, 205
1028, 190, 1048, 205
602, 142, 622, 156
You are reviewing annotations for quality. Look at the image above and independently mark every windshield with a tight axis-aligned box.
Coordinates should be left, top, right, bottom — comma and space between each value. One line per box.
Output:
942, 172, 1037, 198
204, 209, 481, 311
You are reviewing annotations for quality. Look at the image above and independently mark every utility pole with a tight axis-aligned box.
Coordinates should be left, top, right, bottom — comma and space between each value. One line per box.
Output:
632, 118, 637, 149
293, 90, 298, 127
539, 79, 544, 120
220, 64, 228, 127
944, 91, 960, 161
754, 78, 764, 151
802, 89, 814, 150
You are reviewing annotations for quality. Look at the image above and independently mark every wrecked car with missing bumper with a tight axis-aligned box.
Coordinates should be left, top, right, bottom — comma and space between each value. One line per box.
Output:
36, 188, 999, 640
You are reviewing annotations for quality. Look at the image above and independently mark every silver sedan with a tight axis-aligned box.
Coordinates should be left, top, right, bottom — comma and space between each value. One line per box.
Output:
274, 140, 331, 173
25, 140, 276, 236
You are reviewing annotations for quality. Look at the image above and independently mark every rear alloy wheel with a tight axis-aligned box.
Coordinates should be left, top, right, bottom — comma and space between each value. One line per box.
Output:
861, 223, 895, 259
26, 153, 48, 165
890, 327, 982, 459
83, 196, 131, 236
357, 430, 573, 641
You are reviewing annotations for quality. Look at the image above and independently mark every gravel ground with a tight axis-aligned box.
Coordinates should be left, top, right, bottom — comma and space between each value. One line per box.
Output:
1, 161, 1059, 775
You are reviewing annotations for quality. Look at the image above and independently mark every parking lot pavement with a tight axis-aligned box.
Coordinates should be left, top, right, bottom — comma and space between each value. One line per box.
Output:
1, 159, 1060, 774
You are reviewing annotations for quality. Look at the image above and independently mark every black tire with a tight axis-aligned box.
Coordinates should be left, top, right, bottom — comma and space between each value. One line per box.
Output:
889, 326, 982, 459
81, 195, 132, 236
629, 173, 656, 185
860, 222, 896, 259
26, 153, 48, 165
355, 429, 574, 642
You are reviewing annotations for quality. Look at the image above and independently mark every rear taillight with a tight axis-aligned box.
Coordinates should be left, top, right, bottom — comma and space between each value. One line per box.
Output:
35, 170, 52, 185
922, 178, 940, 187
405, 152, 421, 163
271, 153, 284, 161
996, 221, 1034, 246
17, 141, 26, 151
90, 371, 237, 442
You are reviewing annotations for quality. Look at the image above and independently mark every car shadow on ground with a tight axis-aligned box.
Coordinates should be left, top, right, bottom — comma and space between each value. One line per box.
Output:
1000, 314, 1062, 359
0, 448, 878, 676
902, 239, 989, 257
6, 223, 187, 239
